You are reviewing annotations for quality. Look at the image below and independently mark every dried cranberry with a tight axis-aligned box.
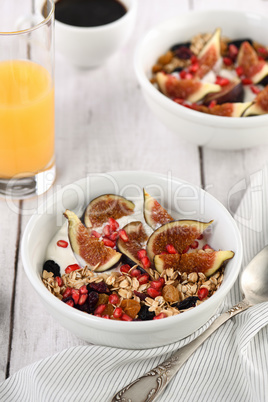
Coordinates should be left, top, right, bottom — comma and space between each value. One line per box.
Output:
138, 305, 155, 321
174, 46, 193, 60
133, 290, 147, 301
88, 281, 110, 294
43, 260, 61, 277
175, 296, 198, 310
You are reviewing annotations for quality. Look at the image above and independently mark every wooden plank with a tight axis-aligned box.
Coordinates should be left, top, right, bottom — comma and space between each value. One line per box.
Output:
8, 0, 199, 375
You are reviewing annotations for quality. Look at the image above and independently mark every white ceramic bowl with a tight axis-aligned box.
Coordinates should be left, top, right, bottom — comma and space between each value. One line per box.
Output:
22, 171, 242, 349
134, 10, 268, 150
55, 0, 137, 68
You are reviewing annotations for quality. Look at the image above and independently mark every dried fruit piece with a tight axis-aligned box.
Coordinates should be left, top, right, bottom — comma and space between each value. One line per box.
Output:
84, 194, 135, 228
162, 284, 180, 303
154, 249, 234, 276
43, 260, 61, 277
156, 72, 221, 103
143, 189, 173, 229
196, 28, 221, 78
138, 305, 155, 321
117, 221, 148, 267
64, 209, 121, 272
243, 85, 268, 116
237, 41, 268, 84
146, 219, 213, 262
121, 299, 141, 319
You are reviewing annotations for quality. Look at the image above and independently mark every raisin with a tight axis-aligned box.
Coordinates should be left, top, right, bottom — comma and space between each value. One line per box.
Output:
137, 305, 155, 321
174, 46, 193, 60
121, 299, 141, 319
43, 260, 61, 277
88, 281, 110, 294
170, 41, 191, 52
76, 291, 99, 314
162, 285, 180, 303
175, 296, 199, 310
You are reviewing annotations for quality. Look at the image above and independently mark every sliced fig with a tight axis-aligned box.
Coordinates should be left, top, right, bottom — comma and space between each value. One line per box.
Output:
196, 28, 221, 78
193, 102, 251, 117
244, 85, 268, 116
84, 194, 135, 228
117, 221, 148, 267
237, 41, 268, 84
64, 209, 121, 272
154, 250, 234, 277
156, 72, 221, 103
143, 189, 173, 230
146, 220, 213, 262
203, 81, 244, 105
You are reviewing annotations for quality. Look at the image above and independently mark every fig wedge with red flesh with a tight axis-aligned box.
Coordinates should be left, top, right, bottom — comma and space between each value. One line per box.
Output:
156, 72, 221, 103
64, 209, 121, 272
84, 194, 135, 228
143, 189, 173, 230
203, 81, 244, 105
146, 219, 213, 262
117, 221, 151, 272
237, 41, 268, 84
193, 102, 251, 117
154, 250, 234, 277
196, 28, 221, 79
244, 85, 268, 116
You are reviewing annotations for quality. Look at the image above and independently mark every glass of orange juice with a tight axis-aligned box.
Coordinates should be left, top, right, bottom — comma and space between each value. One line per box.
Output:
0, 0, 55, 199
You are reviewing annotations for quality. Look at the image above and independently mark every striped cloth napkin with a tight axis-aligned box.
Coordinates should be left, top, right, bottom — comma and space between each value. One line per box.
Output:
1, 167, 268, 402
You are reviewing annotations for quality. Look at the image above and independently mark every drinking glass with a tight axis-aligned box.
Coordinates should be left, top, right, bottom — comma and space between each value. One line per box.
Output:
0, 0, 55, 199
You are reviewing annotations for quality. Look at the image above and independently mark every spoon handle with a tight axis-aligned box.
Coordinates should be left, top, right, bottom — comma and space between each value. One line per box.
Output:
111, 300, 250, 402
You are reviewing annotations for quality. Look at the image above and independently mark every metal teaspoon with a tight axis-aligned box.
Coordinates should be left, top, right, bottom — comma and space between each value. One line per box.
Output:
112, 245, 268, 402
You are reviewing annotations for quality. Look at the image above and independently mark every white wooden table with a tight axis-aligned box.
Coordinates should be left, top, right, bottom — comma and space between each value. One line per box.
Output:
1, 0, 268, 383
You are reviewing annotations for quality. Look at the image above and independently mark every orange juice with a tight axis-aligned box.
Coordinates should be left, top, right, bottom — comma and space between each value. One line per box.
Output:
0, 60, 54, 178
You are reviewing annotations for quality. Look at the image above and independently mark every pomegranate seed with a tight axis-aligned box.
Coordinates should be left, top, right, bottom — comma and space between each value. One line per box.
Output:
102, 238, 116, 248
173, 98, 185, 105
257, 46, 268, 56
242, 78, 253, 85
235, 66, 244, 77
130, 268, 141, 277
197, 234, 203, 240
102, 315, 110, 319
153, 313, 167, 320
103, 224, 112, 237
166, 244, 178, 254
190, 55, 198, 64
55, 276, 63, 287
108, 217, 119, 231
57, 240, 68, 248
180, 70, 187, 79
215, 76, 230, 86
91, 230, 101, 238
95, 314, 101, 317
137, 249, 147, 260
113, 307, 123, 319
250, 85, 261, 95
208, 100, 217, 109
121, 313, 133, 321
203, 243, 212, 250
180, 70, 193, 80
65, 264, 80, 274
189, 62, 199, 73
79, 285, 88, 294
229, 44, 238, 59
158, 277, 165, 287
198, 287, 209, 300
138, 274, 149, 285
109, 293, 120, 305
190, 240, 199, 249
118, 229, 129, 242
223, 57, 233, 66
120, 264, 131, 274
147, 287, 162, 298
78, 294, 88, 305
94, 304, 106, 315
150, 280, 163, 291
62, 287, 72, 298
141, 256, 151, 269
160, 251, 168, 255
65, 299, 74, 307
182, 245, 189, 253
184, 72, 193, 80
71, 289, 80, 304
109, 231, 119, 241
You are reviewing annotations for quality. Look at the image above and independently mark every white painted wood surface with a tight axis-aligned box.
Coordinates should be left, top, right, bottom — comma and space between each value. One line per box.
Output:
1, 0, 268, 382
